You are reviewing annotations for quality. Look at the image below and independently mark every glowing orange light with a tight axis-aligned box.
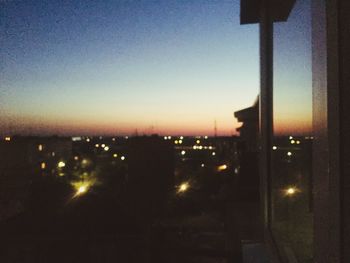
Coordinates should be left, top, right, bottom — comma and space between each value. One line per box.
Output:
217, 164, 228, 171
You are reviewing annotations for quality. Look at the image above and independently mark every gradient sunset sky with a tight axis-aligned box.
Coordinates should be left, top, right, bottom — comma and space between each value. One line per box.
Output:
1, 0, 260, 136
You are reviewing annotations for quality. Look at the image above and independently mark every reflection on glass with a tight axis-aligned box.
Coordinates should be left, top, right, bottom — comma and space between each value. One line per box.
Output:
272, 0, 313, 262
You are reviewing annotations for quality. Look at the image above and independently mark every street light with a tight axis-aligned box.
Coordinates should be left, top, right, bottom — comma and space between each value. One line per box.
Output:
58, 161, 66, 168
177, 182, 190, 193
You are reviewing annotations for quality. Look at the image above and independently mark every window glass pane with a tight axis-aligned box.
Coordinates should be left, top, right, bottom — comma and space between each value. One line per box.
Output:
272, 0, 313, 262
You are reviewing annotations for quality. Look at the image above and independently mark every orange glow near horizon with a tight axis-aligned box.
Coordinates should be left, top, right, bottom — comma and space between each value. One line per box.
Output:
0, 112, 240, 136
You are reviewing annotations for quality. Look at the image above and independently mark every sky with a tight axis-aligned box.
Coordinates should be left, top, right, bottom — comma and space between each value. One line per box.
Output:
273, 0, 312, 136
0, 0, 259, 136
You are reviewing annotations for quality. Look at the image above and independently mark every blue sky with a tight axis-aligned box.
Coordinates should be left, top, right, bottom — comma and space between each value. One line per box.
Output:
0, 0, 259, 136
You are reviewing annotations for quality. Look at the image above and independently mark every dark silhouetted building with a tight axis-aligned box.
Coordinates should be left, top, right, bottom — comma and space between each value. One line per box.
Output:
126, 136, 174, 222
234, 97, 259, 152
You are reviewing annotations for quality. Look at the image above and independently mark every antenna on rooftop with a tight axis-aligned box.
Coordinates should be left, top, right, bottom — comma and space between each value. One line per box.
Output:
214, 119, 217, 138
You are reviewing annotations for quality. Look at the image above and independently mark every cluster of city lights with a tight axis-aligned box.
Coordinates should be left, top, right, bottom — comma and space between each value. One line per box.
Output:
289, 136, 301, 145
192, 145, 213, 150
290, 139, 300, 145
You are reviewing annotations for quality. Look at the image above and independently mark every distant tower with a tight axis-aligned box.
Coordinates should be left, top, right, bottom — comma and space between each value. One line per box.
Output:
214, 119, 217, 138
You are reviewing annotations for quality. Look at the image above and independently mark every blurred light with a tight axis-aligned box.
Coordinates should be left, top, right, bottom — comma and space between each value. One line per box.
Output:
217, 164, 228, 171
104, 146, 109, 151
178, 182, 189, 193
285, 187, 298, 196
77, 186, 87, 195
86, 138, 90, 142
99, 136, 103, 140
209, 146, 213, 150
287, 151, 292, 156
112, 137, 116, 141
234, 168, 239, 174
296, 140, 300, 144
72, 137, 82, 141
212, 152, 216, 156
82, 159, 88, 165
174, 140, 179, 144
199, 146, 203, 150
291, 140, 295, 144
51, 152, 55, 157
178, 140, 183, 144
125, 136, 129, 139
272, 146, 277, 150
72, 181, 94, 198
5, 136, 11, 141
289, 136, 293, 140
38, 144, 43, 151
181, 150, 186, 155
41, 162, 46, 170
113, 153, 118, 158
74, 156, 79, 161
167, 136, 171, 140
121, 156, 126, 160
95, 144, 99, 148
193, 145, 197, 150
204, 136, 208, 139
164, 136, 168, 140
57, 161, 66, 168
201, 163, 205, 167
180, 136, 184, 140
101, 144, 106, 148
196, 140, 200, 144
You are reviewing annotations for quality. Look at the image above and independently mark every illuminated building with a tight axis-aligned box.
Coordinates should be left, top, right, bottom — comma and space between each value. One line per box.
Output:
0, 136, 72, 221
